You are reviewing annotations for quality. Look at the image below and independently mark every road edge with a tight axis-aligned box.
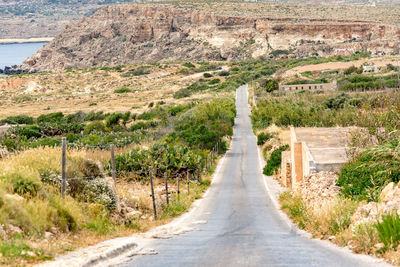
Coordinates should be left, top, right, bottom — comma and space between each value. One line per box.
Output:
253, 125, 390, 266
34, 108, 236, 267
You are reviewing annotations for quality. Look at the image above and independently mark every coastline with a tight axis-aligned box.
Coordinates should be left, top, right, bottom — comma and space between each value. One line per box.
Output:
0, 37, 53, 44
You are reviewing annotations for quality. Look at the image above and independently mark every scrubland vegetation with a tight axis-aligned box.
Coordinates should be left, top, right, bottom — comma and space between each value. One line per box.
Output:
2, 52, 400, 264
0, 91, 235, 265
252, 69, 400, 263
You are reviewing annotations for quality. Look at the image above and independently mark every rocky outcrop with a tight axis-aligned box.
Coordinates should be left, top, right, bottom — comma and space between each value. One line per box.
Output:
20, 4, 400, 71
351, 182, 400, 227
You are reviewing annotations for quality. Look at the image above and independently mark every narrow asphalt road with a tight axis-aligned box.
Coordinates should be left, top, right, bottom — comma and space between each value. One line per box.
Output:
122, 85, 383, 267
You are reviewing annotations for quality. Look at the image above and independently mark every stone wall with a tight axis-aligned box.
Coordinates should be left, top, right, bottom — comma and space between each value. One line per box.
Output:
279, 81, 337, 93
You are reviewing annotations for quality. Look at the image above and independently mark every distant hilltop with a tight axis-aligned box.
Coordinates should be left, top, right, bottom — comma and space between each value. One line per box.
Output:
18, 2, 400, 72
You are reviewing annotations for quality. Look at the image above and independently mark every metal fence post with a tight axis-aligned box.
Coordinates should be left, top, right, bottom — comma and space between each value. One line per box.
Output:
149, 168, 157, 219
164, 172, 169, 206
61, 137, 67, 198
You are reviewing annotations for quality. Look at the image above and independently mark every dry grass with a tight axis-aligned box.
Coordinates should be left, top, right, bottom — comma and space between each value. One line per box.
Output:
0, 146, 215, 266
0, 63, 229, 120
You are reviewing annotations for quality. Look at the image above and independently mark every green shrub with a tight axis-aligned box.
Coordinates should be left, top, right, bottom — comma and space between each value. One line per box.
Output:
263, 145, 289, 176
183, 62, 195, 69
105, 113, 123, 128
114, 87, 132, 94
50, 200, 78, 232
84, 121, 106, 135
111, 139, 202, 179
218, 71, 230, 77
203, 73, 213, 78
337, 140, 400, 201
375, 213, 400, 250
208, 78, 220, 85
172, 98, 236, 150
37, 112, 64, 123
270, 49, 289, 57
29, 137, 61, 148
260, 79, 279, 93
20, 125, 42, 139
344, 65, 362, 75
173, 83, 209, 99
129, 121, 158, 131
2, 172, 41, 198
279, 191, 310, 229
1, 115, 34, 125
323, 93, 361, 109
131, 66, 150, 76
257, 132, 272, 146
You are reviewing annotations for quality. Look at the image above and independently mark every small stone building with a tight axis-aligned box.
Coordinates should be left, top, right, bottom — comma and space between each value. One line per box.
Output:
279, 81, 337, 93
280, 127, 352, 191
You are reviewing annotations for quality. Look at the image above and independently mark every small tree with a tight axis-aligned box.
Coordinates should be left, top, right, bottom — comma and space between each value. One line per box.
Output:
262, 79, 279, 93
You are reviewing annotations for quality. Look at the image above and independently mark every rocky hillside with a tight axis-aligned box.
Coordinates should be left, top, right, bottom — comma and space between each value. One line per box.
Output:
20, 2, 400, 71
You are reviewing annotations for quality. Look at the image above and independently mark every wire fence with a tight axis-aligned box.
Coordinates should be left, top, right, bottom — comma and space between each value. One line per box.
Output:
56, 137, 222, 219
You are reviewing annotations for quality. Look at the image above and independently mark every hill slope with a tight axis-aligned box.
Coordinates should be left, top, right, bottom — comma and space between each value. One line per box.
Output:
18, 2, 400, 71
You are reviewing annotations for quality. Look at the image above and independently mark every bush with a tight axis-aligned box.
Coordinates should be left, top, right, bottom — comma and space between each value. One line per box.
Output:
111, 139, 202, 179
183, 62, 195, 69
257, 132, 272, 146
261, 79, 279, 93
82, 179, 117, 212
263, 145, 289, 175
2, 172, 41, 198
203, 73, 213, 78
129, 121, 158, 131
218, 71, 230, 77
37, 112, 64, 124
375, 213, 400, 250
84, 121, 107, 135
270, 49, 289, 57
114, 87, 132, 94
105, 113, 123, 128
208, 78, 220, 85
173, 83, 209, 99
344, 65, 362, 75
19, 125, 41, 139
323, 93, 361, 109
172, 98, 236, 150
337, 140, 400, 201
279, 191, 310, 229
50, 199, 78, 232
38, 122, 84, 136
1, 115, 34, 125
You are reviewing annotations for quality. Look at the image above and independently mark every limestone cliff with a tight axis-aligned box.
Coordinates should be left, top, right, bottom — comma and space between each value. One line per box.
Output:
20, 3, 400, 71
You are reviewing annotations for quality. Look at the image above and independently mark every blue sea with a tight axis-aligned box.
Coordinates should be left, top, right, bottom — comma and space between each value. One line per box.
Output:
0, 42, 47, 74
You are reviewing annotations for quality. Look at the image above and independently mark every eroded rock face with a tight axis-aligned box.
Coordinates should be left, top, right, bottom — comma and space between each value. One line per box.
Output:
19, 4, 400, 72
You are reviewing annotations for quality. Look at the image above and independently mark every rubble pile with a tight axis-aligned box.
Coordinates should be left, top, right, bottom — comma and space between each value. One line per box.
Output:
301, 171, 340, 204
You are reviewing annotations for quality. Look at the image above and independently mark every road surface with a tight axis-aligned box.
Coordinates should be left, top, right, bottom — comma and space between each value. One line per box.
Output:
122, 85, 383, 267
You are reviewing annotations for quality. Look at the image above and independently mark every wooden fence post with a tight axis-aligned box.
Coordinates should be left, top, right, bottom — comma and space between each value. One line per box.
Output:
176, 174, 180, 201
110, 144, 117, 193
197, 168, 201, 182
149, 168, 157, 219
164, 172, 169, 206
61, 137, 67, 198
187, 170, 190, 195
